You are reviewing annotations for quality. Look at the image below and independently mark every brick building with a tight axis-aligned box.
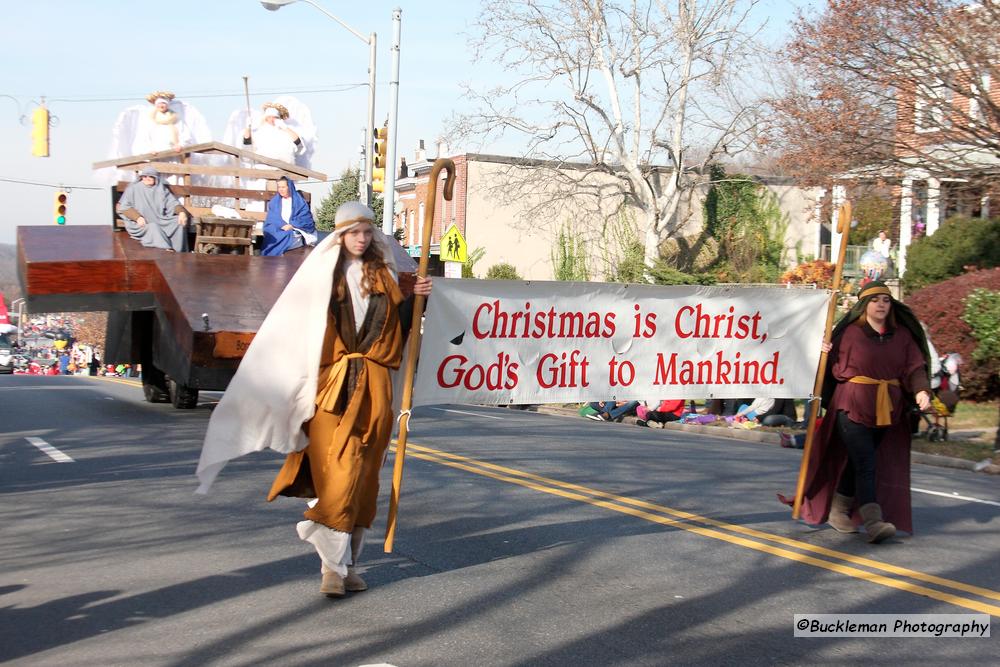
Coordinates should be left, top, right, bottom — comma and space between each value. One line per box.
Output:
827, 3, 999, 277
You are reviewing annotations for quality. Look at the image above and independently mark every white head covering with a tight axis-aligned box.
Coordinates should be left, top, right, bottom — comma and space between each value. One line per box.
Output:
263, 106, 281, 119
332, 201, 397, 273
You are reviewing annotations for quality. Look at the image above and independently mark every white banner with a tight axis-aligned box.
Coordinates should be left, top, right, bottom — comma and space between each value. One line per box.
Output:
413, 280, 829, 406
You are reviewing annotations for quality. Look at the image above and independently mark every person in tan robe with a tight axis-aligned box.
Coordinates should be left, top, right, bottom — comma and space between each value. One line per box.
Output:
266, 202, 432, 598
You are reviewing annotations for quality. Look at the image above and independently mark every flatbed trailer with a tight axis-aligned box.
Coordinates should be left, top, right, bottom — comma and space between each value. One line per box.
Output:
14, 143, 343, 407
17, 224, 310, 407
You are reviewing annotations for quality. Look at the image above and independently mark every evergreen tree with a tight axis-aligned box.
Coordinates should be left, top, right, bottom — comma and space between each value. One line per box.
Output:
315, 167, 384, 231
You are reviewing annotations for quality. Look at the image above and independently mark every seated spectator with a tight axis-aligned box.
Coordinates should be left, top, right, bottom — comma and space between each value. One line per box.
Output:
780, 415, 823, 450
117, 166, 189, 252
705, 398, 750, 416
872, 230, 891, 259
261, 177, 317, 256
757, 398, 799, 427
734, 397, 775, 421
636, 399, 686, 427
586, 399, 640, 422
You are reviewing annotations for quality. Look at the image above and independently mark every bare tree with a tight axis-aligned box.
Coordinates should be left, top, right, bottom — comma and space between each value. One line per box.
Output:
453, 0, 768, 273
767, 0, 1000, 187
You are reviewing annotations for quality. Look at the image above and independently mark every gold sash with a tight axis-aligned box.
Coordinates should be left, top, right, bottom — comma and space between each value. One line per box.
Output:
848, 375, 900, 426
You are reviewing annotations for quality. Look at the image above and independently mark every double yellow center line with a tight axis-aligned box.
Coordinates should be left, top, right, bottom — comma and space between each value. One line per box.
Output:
400, 442, 1000, 617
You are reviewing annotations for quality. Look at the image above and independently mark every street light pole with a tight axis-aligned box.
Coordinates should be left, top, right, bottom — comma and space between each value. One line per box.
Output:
381, 7, 402, 235
365, 29, 377, 206
260, 0, 376, 202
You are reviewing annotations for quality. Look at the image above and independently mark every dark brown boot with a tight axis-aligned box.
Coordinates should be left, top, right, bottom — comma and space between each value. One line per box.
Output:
859, 503, 896, 543
827, 493, 856, 533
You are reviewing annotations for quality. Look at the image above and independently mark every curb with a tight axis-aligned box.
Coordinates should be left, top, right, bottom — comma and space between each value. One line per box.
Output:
529, 405, 998, 474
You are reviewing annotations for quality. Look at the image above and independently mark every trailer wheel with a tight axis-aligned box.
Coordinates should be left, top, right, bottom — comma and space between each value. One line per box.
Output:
169, 378, 199, 409
142, 367, 170, 403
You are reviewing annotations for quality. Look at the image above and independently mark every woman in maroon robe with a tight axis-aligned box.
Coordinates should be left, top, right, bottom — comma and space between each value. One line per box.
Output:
791, 282, 932, 543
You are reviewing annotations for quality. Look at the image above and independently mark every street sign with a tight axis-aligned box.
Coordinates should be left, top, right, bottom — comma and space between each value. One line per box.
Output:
440, 224, 468, 263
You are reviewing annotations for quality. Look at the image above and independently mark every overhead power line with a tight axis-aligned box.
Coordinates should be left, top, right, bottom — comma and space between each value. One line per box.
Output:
0, 176, 339, 190
45, 84, 368, 104
0, 177, 103, 191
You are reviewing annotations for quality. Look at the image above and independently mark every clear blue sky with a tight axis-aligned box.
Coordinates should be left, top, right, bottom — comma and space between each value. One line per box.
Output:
0, 0, 818, 244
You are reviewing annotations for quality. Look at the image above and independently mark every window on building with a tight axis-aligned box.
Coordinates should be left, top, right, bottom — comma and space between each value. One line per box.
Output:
418, 202, 425, 246
969, 73, 991, 125
915, 75, 954, 132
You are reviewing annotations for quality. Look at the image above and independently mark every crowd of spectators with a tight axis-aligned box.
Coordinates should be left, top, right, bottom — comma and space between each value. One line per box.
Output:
580, 396, 805, 434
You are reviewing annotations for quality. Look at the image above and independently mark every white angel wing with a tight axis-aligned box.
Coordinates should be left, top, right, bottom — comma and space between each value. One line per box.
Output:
223, 108, 260, 149
94, 104, 145, 185
174, 100, 213, 145
273, 95, 317, 169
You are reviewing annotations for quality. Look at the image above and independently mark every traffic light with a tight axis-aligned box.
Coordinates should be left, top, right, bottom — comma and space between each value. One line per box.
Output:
372, 126, 388, 193
31, 106, 49, 157
54, 191, 67, 225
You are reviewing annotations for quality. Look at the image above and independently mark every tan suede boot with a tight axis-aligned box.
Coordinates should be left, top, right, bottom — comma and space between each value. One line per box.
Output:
320, 571, 346, 598
859, 503, 896, 543
827, 493, 856, 533
345, 566, 368, 592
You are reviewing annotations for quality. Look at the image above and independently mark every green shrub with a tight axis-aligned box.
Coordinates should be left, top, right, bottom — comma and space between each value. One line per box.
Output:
485, 262, 522, 280
701, 165, 786, 282
462, 247, 486, 279
648, 261, 717, 285
962, 288, 1000, 364
601, 211, 646, 283
902, 216, 1000, 291
551, 222, 590, 281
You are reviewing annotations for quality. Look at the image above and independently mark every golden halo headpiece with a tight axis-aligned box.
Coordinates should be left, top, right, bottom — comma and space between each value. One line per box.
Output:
262, 102, 290, 120
146, 91, 176, 104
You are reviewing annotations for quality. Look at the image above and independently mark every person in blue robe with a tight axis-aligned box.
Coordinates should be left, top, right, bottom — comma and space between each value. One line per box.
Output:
262, 177, 317, 256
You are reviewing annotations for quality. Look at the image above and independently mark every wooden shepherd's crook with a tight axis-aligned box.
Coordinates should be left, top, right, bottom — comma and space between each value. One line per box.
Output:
384, 158, 456, 552
792, 200, 852, 519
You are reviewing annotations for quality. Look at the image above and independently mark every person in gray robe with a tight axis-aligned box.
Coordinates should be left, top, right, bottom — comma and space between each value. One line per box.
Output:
117, 166, 189, 251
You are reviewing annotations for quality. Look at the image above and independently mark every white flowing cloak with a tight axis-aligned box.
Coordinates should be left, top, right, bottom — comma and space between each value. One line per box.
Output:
196, 230, 400, 494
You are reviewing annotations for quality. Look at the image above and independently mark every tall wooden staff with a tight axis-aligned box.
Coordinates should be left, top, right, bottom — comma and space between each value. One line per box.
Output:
242, 76, 253, 142
792, 199, 852, 518
384, 158, 456, 552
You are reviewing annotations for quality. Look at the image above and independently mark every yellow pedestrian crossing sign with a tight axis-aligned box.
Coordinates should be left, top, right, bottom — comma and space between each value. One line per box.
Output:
440, 224, 468, 263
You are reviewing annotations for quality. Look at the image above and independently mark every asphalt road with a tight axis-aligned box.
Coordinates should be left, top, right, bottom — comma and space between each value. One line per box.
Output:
1, 374, 997, 666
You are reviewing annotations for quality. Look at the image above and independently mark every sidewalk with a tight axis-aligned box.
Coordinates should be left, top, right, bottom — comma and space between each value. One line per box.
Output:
526, 404, 1000, 475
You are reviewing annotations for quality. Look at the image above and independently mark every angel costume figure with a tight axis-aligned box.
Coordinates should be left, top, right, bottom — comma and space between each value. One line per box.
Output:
98, 90, 212, 185
197, 202, 431, 599
224, 97, 317, 169
243, 103, 302, 165
221, 98, 317, 211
